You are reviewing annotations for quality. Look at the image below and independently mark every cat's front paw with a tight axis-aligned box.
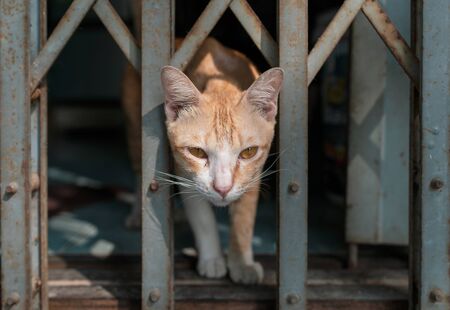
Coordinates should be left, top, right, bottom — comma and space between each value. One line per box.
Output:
197, 256, 227, 279
228, 259, 264, 284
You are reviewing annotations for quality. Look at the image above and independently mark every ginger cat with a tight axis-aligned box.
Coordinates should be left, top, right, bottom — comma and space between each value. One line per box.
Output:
122, 3, 283, 285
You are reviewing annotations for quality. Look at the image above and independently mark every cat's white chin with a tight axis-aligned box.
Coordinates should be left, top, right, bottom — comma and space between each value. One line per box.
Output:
211, 200, 229, 207
209, 195, 240, 207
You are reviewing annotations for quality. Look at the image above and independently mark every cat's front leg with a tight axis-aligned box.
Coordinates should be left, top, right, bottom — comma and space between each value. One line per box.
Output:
228, 187, 263, 284
182, 192, 227, 278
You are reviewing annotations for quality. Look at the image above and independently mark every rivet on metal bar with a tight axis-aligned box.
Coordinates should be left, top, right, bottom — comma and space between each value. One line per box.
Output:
148, 288, 161, 303
5, 182, 18, 195
31, 88, 41, 101
429, 178, 444, 191
149, 180, 159, 192
31, 173, 40, 192
5, 292, 21, 306
286, 293, 300, 304
32, 278, 42, 296
288, 182, 299, 193
429, 288, 445, 303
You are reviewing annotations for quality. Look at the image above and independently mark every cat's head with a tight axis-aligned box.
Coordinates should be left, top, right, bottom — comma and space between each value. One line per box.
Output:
161, 66, 283, 206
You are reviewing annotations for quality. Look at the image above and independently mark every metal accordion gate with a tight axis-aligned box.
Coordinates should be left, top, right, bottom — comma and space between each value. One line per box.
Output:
0, 0, 449, 309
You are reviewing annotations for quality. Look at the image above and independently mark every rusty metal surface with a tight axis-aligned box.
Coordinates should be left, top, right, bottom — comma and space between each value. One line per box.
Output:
39, 0, 49, 308
29, 0, 46, 308
0, 0, 33, 309
413, 0, 450, 308
30, 0, 96, 91
93, 0, 141, 72
141, 0, 174, 309
361, 0, 419, 88
170, 0, 232, 70
308, 0, 364, 86
278, 0, 308, 309
229, 0, 278, 67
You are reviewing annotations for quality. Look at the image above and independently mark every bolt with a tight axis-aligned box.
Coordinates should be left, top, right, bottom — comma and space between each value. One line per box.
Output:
5, 182, 18, 194
31, 173, 40, 192
429, 288, 445, 303
149, 180, 159, 192
5, 292, 20, 306
430, 178, 444, 191
149, 288, 161, 303
288, 182, 299, 193
32, 278, 42, 295
286, 293, 300, 304
31, 88, 41, 101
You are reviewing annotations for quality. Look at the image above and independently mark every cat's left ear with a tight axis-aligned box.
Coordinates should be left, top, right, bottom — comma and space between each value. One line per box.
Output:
245, 67, 284, 121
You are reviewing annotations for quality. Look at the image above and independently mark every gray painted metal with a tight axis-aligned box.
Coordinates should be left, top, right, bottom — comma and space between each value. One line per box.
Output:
30, 0, 96, 91
38, 0, 49, 308
308, 0, 364, 86
141, 0, 174, 309
93, 0, 141, 72
413, 0, 450, 308
278, 0, 308, 309
0, 0, 33, 309
346, 0, 410, 246
29, 0, 45, 308
170, 0, 232, 70
229, 0, 278, 67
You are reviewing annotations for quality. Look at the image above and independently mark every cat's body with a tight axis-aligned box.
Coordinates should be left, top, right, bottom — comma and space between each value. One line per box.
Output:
122, 11, 283, 284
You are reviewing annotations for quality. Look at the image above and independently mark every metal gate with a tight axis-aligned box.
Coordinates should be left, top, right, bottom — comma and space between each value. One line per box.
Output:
0, 0, 448, 309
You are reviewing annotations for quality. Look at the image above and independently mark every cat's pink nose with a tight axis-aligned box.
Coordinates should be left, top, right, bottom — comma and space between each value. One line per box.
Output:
213, 183, 232, 198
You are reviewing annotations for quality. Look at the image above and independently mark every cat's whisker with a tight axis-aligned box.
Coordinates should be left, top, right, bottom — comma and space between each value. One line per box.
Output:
156, 171, 195, 184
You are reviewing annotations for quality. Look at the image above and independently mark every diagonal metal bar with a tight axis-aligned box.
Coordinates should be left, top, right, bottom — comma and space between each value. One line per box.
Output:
229, 0, 278, 67
308, 0, 365, 85
30, 0, 96, 92
362, 0, 419, 87
170, 0, 233, 70
93, 0, 141, 72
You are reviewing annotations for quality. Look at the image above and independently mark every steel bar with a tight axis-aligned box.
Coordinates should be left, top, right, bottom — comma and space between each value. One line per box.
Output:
30, 0, 96, 91
93, 0, 141, 72
278, 0, 308, 309
39, 0, 49, 308
229, 0, 278, 67
307, 0, 364, 86
141, 0, 174, 309
0, 0, 33, 309
29, 0, 45, 308
413, 0, 450, 308
361, 0, 419, 88
170, 0, 232, 70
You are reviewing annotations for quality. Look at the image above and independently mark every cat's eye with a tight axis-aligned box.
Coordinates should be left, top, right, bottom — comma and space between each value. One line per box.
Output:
188, 147, 208, 159
239, 146, 258, 160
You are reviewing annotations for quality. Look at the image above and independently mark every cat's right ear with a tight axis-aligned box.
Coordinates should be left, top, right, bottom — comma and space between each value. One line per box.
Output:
161, 66, 201, 122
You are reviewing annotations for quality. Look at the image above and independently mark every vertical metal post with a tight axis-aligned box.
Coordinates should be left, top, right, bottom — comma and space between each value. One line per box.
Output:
0, 0, 33, 309
141, 0, 174, 309
412, 0, 450, 308
29, 0, 46, 308
278, 0, 308, 309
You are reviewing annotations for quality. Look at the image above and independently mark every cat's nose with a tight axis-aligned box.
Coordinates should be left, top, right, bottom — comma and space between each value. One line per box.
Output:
213, 183, 232, 198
